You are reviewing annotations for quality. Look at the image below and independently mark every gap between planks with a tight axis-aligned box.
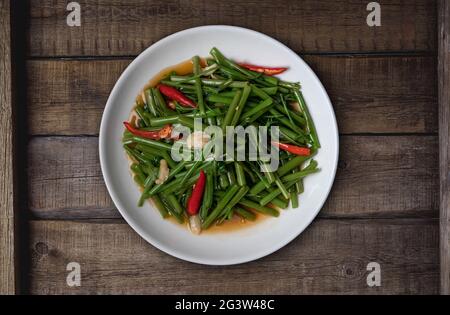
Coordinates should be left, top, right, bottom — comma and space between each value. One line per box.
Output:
25, 51, 437, 60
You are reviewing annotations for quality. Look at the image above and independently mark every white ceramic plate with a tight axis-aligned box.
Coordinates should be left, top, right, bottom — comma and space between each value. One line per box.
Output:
100, 25, 339, 265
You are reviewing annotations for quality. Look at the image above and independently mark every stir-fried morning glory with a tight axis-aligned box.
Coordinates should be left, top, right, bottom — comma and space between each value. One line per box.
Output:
123, 47, 320, 234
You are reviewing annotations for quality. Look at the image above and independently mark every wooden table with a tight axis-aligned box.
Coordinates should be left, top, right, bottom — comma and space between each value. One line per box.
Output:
1, 0, 449, 294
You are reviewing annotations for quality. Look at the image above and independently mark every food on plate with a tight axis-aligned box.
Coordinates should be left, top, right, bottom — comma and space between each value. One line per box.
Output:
122, 47, 320, 234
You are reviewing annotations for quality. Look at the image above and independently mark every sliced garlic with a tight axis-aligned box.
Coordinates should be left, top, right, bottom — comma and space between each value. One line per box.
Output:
155, 159, 169, 185
189, 215, 202, 235
290, 101, 301, 112
186, 131, 210, 149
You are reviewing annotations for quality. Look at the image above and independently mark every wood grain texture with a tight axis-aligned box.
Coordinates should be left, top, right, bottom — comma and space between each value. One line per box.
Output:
28, 135, 438, 219
28, 219, 439, 294
27, 55, 437, 136
28, 0, 436, 57
24, 0, 441, 295
438, 0, 450, 295
0, 0, 17, 294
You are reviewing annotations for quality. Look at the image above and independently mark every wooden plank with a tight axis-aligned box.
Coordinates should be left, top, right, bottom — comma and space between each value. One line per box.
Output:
438, 0, 450, 295
28, 135, 438, 219
28, 219, 439, 294
28, 0, 436, 57
0, 0, 17, 294
28, 137, 115, 219
27, 59, 126, 136
27, 55, 437, 136
307, 55, 437, 134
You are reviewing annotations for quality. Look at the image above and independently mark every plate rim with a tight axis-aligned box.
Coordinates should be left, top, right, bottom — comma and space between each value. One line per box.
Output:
99, 25, 339, 265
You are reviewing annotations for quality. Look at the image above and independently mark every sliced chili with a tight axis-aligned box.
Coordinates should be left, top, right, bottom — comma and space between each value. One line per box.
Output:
186, 170, 206, 216
272, 141, 311, 156
158, 84, 197, 108
124, 121, 172, 140
239, 63, 287, 76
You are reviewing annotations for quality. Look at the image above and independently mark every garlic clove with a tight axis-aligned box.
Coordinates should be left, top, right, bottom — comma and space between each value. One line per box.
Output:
154, 159, 169, 185
189, 215, 202, 235
186, 131, 210, 149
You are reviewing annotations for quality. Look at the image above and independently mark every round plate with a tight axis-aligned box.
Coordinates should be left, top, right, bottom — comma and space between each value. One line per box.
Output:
99, 25, 339, 265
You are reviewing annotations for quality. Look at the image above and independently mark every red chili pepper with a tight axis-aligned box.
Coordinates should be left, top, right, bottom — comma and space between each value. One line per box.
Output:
158, 84, 197, 108
186, 170, 206, 216
272, 141, 311, 156
123, 121, 172, 140
239, 63, 288, 76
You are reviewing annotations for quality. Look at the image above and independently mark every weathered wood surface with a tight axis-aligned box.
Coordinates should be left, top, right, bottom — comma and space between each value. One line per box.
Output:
28, 219, 439, 294
28, 0, 436, 57
0, 0, 17, 294
27, 56, 437, 136
438, 0, 450, 295
28, 135, 438, 220
23, 0, 441, 295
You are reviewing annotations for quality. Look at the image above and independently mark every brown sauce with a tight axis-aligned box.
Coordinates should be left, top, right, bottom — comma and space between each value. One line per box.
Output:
202, 212, 268, 234
164, 211, 268, 234
129, 58, 270, 234
135, 58, 204, 105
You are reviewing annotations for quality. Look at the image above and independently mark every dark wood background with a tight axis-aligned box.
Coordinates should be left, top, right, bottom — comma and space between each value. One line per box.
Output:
3, 0, 446, 294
